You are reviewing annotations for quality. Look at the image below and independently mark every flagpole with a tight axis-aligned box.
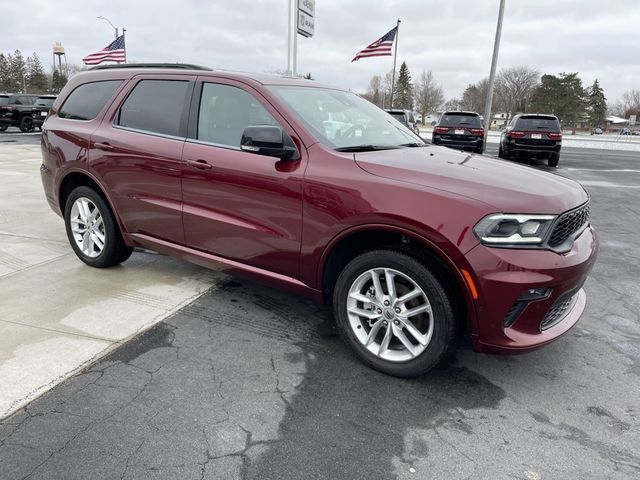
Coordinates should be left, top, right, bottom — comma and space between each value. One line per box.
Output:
389, 19, 401, 109
122, 28, 127, 64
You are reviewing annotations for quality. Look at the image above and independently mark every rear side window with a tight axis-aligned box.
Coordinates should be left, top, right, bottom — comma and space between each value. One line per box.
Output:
59, 80, 122, 120
0, 96, 9, 106
117, 80, 190, 137
515, 116, 560, 131
439, 114, 482, 127
35, 98, 55, 107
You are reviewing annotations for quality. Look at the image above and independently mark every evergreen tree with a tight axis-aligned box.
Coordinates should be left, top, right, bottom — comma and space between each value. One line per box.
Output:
27, 53, 48, 93
8, 50, 26, 92
393, 61, 413, 110
586, 79, 607, 128
0, 54, 10, 92
529, 72, 585, 132
50, 69, 68, 94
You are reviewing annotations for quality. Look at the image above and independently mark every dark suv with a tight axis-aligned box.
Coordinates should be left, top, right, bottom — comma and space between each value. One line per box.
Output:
31, 95, 57, 130
432, 111, 484, 153
385, 109, 420, 136
40, 64, 597, 377
499, 114, 562, 167
0, 93, 39, 132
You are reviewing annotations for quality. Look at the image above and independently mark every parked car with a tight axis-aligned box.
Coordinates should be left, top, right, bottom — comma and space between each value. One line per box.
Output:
40, 64, 598, 377
0, 93, 39, 132
385, 109, 420, 136
31, 95, 57, 130
499, 114, 562, 167
620, 128, 631, 135
591, 127, 603, 135
431, 111, 484, 153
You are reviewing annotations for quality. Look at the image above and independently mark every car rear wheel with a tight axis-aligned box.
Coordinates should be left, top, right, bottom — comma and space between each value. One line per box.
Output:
19, 116, 34, 133
333, 250, 456, 377
64, 186, 133, 268
548, 154, 559, 167
498, 145, 506, 159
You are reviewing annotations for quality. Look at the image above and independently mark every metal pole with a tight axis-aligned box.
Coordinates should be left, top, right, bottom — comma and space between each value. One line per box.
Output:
122, 28, 127, 63
482, 0, 506, 152
390, 19, 400, 109
287, 0, 297, 76
98, 16, 119, 39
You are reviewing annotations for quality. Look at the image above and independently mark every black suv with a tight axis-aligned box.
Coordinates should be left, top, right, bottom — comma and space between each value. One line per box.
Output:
432, 111, 484, 153
499, 114, 562, 167
0, 94, 39, 132
385, 109, 420, 136
31, 95, 57, 130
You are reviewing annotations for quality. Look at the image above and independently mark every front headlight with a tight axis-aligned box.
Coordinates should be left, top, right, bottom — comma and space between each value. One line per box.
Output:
473, 213, 556, 246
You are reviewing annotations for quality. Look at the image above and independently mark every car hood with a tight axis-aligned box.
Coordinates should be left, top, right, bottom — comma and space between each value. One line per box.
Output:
354, 146, 588, 214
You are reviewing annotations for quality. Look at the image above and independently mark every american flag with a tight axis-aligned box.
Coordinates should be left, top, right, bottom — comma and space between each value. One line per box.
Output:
83, 35, 126, 65
352, 26, 398, 62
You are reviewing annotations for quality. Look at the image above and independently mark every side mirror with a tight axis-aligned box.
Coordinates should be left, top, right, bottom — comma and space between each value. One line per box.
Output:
240, 125, 299, 160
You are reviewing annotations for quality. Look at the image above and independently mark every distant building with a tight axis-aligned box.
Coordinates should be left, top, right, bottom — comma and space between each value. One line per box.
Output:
491, 112, 508, 129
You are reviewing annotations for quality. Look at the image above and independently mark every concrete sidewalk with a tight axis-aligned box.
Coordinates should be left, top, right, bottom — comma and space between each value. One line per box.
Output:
0, 143, 219, 419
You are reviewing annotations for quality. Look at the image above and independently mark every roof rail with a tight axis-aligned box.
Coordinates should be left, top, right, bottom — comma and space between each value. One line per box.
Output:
89, 63, 212, 71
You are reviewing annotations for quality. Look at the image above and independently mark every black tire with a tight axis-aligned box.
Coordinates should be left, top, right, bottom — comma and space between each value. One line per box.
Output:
474, 147, 483, 154
0, 125, 7, 132
548, 154, 559, 167
64, 186, 133, 268
19, 115, 34, 133
333, 250, 457, 378
498, 145, 505, 159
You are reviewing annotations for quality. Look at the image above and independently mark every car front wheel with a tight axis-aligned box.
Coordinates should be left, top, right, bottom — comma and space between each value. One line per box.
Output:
64, 186, 133, 268
333, 250, 457, 377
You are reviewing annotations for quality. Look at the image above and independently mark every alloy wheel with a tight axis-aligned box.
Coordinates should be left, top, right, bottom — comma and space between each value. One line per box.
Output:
69, 197, 106, 258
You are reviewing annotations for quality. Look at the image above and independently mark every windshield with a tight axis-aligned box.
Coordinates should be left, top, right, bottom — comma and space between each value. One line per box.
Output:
439, 114, 482, 127
0, 97, 9, 106
515, 117, 560, 131
268, 86, 423, 149
35, 98, 55, 107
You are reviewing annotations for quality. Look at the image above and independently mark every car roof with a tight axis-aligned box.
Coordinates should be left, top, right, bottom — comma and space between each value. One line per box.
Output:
517, 114, 558, 120
73, 64, 338, 90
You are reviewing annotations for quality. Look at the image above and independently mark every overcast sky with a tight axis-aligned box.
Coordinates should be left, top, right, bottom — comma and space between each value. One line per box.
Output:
1, 0, 638, 102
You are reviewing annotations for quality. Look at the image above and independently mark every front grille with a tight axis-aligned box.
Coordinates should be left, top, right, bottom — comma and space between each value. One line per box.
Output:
549, 202, 591, 248
540, 294, 577, 330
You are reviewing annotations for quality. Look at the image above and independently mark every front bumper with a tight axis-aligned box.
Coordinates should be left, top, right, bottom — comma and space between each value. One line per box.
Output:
465, 225, 598, 353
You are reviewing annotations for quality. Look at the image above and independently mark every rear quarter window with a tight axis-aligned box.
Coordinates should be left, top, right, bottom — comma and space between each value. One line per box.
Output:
515, 117, 560, 131
59, 80, 123, 121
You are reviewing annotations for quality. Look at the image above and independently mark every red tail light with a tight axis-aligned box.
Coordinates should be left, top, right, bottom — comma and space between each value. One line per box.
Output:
547, 133, 562, 141
508, 131, 526, 139
434, 126, 449, 134
470, 128, 484, 136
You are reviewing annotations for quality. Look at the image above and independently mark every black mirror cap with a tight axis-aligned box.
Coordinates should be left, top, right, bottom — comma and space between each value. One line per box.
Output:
240, 125, 299, 160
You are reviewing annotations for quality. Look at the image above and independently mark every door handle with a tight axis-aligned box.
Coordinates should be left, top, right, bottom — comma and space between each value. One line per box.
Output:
186, 159, 212, 170
94, 142, 113, 151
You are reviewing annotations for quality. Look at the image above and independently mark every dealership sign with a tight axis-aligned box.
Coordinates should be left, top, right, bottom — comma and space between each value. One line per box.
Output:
297, 0, 315, 37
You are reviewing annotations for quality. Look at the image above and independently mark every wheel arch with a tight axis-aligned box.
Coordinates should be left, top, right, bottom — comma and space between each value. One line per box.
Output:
319, 224, 477, 334
58, 170, 130, 243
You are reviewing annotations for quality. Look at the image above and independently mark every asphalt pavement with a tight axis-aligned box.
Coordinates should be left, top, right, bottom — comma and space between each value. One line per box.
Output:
1, 133, 639, 479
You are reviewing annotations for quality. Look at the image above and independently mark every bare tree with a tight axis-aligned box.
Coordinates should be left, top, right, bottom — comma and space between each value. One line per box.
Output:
442, 98, 462, 112
621, 89, 640, 117
364, 75, 384, 107
495, 66, 539, 120
414, 70, 444, 125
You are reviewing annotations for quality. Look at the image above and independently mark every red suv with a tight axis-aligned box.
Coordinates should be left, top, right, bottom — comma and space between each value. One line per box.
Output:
40, 64, 598, 377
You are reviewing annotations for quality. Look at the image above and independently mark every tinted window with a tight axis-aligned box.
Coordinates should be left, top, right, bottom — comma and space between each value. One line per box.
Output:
20, 96, 37, 105
197, 83, 278, 147
515, 116, 560, 131
35, 97, 55, 107
0, 97, 9, 106
59, 80, 122, 121
117, 80, 190, 137
439, 114, 482, 127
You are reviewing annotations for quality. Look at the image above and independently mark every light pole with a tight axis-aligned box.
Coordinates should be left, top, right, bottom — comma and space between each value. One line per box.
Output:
97, 16, 119, 39
482, 0, 506, 152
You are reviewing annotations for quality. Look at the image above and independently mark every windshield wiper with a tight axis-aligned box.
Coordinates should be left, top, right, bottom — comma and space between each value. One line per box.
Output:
399, 142, 428, 147
334, 145, 401, 152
